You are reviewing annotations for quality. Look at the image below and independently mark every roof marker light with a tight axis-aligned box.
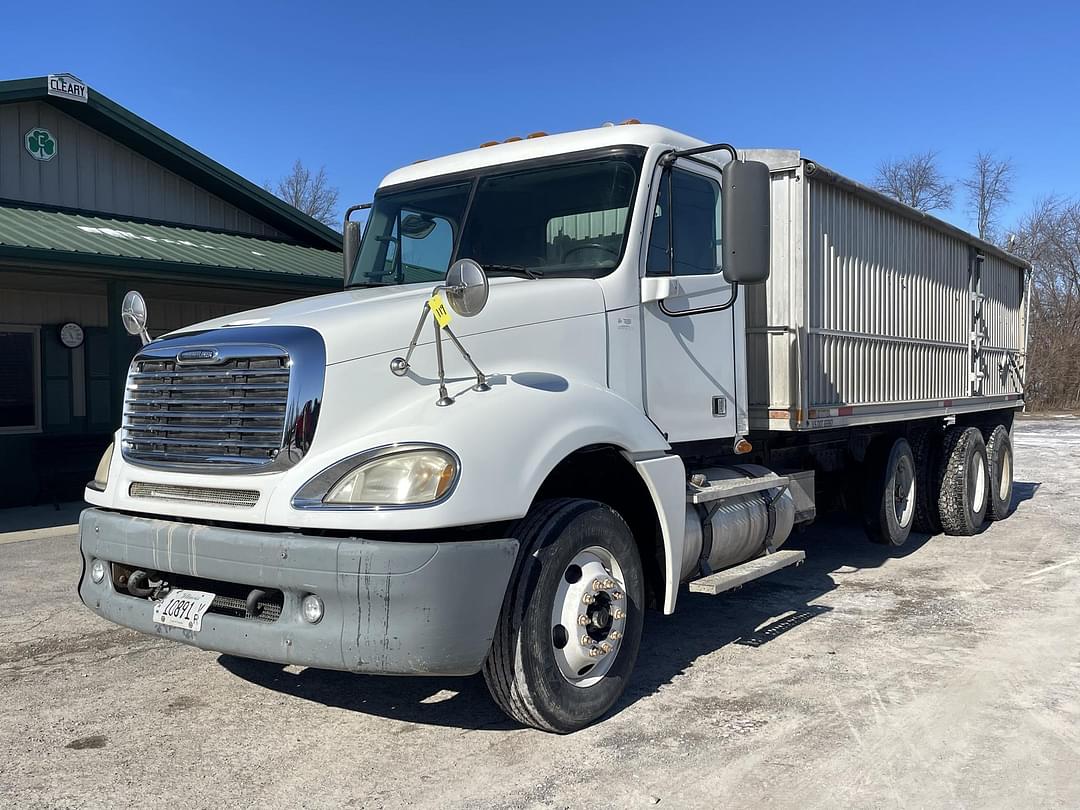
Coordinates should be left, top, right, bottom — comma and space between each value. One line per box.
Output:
526, 131, 548, 139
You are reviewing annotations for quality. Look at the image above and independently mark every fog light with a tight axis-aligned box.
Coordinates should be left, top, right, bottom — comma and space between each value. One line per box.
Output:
301, 594, 324, 624
90, 559, 106, 584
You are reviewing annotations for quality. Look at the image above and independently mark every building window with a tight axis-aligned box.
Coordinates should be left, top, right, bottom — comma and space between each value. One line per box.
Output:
0, 325, 41, 433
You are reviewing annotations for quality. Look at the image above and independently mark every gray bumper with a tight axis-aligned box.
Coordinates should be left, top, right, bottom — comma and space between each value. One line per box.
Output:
78, 508, 518, 676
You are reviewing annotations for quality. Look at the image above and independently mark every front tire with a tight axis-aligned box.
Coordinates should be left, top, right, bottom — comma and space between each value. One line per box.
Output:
483, 498, 644, 733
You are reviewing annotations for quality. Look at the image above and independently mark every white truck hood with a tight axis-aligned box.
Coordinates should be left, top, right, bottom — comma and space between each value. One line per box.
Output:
173, 277, 608, 365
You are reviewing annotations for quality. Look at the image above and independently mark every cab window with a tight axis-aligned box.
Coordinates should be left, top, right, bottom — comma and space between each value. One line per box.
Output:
646, 167, 722, 276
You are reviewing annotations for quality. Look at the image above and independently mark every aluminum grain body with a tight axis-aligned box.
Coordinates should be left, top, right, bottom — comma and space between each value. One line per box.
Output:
742, 151, 1028, 431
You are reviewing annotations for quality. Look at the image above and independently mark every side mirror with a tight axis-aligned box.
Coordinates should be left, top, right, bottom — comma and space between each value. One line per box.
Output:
121, 290, 150, 346
342, 202, 372, 282
444, 258, 489, 317
721, 160, 771, 284
343, 220, 360, 280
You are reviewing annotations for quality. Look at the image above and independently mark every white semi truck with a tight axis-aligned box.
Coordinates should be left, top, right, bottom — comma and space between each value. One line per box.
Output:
79, 124, 1029, 732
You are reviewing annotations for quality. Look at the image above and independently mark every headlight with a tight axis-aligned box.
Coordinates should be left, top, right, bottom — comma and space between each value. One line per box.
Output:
293, 446, 459, 508
325, 448, 457, 505
90, 443, 114, 491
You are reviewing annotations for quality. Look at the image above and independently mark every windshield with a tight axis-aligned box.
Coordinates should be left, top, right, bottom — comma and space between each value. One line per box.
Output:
348, 151, 644, 287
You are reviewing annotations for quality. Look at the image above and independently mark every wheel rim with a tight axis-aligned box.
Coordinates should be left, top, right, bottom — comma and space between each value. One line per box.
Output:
893, 453, 916, 528
999, 446, 1012, 501
970, 452, 987, 514
550, 545, 627, 688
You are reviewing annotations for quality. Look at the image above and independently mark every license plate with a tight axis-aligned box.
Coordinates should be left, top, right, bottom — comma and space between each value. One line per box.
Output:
153, 589, 216, 632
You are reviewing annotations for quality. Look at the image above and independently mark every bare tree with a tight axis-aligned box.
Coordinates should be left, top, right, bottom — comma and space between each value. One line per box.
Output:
1009, 195, 1080, 410
872, 150, 954, 212
962, 152, 1014, 240
266, 160, 340, 227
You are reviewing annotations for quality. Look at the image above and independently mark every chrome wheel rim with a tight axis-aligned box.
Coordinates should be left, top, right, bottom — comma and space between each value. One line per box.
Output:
893, 453, 916, 528
550, 546, 627, 688
971, 453, 987, 514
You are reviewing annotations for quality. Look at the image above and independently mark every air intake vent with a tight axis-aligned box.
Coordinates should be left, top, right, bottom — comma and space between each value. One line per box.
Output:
129, 482, 260, 508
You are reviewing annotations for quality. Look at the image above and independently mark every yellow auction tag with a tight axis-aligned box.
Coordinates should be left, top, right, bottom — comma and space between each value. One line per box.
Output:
428, 293, 452, 329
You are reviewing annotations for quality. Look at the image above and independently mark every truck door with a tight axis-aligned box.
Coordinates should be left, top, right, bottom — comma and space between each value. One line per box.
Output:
641, 159, 738, 443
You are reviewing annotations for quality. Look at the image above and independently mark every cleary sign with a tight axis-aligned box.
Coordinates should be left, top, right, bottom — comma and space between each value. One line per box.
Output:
47, 73, 88, 103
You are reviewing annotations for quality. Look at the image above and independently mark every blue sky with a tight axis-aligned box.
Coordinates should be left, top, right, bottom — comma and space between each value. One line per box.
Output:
3, 0, 1078, 234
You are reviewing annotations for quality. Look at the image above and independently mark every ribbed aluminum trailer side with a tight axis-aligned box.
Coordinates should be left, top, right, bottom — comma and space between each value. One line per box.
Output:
742, 150, 1030, 432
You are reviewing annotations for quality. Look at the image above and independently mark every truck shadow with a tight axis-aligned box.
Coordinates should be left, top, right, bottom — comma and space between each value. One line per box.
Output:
217, 512, 945, 732
1012, 481, 1039, 508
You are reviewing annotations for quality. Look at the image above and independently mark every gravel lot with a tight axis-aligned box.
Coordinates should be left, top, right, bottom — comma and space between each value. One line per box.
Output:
2, 416, 1078, 809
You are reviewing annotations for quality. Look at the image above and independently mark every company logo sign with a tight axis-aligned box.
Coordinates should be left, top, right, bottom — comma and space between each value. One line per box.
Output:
47, 73, 88, 103
25, 128, 57, 161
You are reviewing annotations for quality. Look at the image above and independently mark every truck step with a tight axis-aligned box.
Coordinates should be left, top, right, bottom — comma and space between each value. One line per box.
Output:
688, 550, 806, 595
687, 473, 789, 504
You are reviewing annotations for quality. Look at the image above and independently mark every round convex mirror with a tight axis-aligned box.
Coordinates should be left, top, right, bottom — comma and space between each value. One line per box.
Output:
121, 290, 148, 336
445, 259, 489, 317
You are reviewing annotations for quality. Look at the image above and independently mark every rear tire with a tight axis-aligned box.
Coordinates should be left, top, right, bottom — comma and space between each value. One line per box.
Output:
984, 424, 1014, 521
483, 498, 644, 733
862, 437, 916, 547
911, 425, 943, 534
936, 426, 989, 536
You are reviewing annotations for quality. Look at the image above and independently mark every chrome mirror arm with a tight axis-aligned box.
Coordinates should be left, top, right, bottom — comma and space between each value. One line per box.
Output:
388, 291, 491, 406
389, 300, 431, 378
443, 325, 491, 392
432, 315, 454, 407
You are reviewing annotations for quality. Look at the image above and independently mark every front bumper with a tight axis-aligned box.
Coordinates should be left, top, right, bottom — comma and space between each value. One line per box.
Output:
78, 508, 518, 676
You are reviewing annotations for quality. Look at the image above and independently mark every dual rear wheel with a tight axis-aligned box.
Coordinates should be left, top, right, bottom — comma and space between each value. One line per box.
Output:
862, 422, 1014, 545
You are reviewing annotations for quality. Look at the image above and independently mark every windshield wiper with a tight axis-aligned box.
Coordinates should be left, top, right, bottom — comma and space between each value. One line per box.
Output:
480, 263, 545, 279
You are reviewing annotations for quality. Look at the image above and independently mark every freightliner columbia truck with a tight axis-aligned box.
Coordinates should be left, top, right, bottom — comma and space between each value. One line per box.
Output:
79, 124, 1029, 732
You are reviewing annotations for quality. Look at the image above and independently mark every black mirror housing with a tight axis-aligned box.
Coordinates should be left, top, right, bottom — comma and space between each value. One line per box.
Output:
722, 160, 771, 284
343, 220, 361, 282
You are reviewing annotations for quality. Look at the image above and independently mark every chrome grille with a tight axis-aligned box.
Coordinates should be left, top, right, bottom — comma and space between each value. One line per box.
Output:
119, 327, 325, 474
123, 350, 289, 468
129, 482, 260, 508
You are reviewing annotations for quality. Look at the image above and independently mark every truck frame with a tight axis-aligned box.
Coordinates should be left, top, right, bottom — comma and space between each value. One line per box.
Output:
79, 124, 1028, 732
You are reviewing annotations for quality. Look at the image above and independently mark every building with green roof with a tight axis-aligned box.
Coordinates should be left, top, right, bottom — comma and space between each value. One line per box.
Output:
0, 74, 343, 506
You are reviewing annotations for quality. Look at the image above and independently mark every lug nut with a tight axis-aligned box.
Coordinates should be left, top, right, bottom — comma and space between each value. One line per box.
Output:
582, 593, 595, 605
609, 630, 622, 641
599, 642, 612, 654
588, 647, 601, 658
581, 635, 592, 646
610, 591, 624, 601
592, 580, 603, 592
577, 614, 590, 626
603, 579, 615, 589
613, 609, 626, 620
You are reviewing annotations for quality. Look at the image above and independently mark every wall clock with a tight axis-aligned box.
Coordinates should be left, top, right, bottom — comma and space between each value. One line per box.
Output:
59, 322, 84, 348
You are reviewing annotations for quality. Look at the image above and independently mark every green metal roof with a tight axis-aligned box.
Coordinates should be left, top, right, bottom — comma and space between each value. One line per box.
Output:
0, 77, 342, 251
0, 205, 343, 288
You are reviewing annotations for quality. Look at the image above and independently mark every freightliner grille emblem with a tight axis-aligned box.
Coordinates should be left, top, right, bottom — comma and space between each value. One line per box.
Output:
176, 348, 220, 364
